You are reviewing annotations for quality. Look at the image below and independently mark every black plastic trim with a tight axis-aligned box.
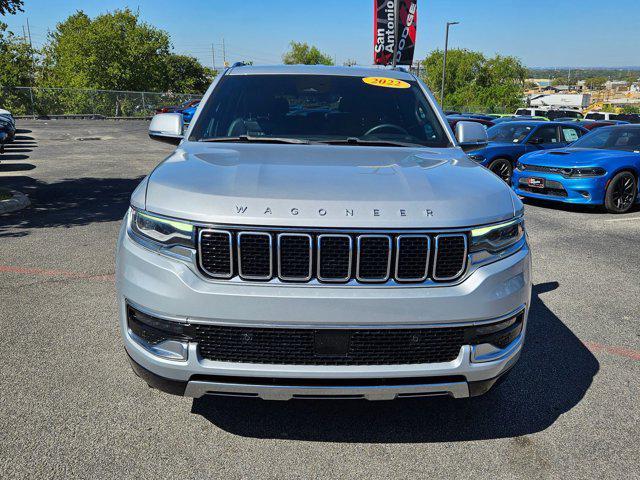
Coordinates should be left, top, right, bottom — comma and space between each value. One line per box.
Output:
467, 352, 520, 397
127, 351, 187, 396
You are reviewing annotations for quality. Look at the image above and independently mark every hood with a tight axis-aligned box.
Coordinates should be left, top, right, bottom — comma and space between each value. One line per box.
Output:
471, 142, 524, 156
521, 148, 639, 167
144, 143, 516, 228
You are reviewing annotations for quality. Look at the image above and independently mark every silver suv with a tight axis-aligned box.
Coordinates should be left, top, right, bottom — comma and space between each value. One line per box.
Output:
116, 65, 531, 401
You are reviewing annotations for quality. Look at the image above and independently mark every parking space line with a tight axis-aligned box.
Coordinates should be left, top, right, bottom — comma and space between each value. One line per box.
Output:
584, 341, 640, 361
604, 216, 640, 223
0, 265, 114, 282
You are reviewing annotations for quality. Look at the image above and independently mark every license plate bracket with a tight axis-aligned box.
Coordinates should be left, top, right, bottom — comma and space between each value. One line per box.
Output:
314, 330, 351, 356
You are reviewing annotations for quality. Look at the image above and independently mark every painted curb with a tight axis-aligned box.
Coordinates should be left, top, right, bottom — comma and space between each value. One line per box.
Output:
0, 190, 30, 214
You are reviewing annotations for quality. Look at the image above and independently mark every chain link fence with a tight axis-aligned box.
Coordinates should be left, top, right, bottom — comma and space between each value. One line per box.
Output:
0, 86, 201, 118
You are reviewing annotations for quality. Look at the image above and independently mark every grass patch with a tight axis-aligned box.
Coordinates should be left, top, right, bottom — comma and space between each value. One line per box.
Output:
0, 188, 13, 201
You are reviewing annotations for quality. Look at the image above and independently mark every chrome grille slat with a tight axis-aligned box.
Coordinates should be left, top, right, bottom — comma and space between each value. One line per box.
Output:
277, 233, 312, 281
317, 234, 352, 282
238, 232, 273, 280
356, 235, 392, 282
198, 229, 233, 279
433, 234, 468, 281
197, 227, 468, 285
395, 234, 430, 282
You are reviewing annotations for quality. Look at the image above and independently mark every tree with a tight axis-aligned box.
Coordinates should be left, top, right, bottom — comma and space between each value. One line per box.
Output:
421, 49, 526, 112
0, 22, 36, 114
0, 22, 34, 86
583, 76, 607, 89
282, 41, 333, 65
0, 0, 23, 15
162, 54, 216, 93
42, 9, 171, 92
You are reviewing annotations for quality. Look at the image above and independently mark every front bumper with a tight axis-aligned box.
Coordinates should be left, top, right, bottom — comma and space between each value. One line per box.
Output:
513, 170, 607, 205
117, 220, 532, 400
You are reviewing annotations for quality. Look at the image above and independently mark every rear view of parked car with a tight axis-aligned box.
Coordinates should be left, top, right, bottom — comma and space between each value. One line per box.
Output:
513, 125, 640, 213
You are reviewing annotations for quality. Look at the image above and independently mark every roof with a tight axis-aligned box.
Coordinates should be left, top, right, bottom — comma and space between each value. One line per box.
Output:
494, 121, 586, 127
226, 64, 416, 81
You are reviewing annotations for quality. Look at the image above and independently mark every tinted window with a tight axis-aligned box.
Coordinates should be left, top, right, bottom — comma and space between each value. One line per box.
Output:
487, 124, 533, 143
530, 125, 559, 144
585, 113, 604, 121
190, 74, 448, 147
515, 109, 530, 116
571, 127, 640, 151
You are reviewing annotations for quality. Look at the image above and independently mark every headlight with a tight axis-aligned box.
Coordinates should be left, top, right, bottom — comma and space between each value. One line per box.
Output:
468, 154, 485, 162
470, 217, 525, 254
130, 208, 194, 247
560, 167, 606, 178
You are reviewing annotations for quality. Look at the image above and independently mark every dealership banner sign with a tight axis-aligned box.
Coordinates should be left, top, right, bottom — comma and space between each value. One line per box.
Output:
374, 0, 417, 66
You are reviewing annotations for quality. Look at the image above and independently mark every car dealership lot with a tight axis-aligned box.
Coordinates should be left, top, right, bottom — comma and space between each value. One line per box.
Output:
1, 120, 638, 479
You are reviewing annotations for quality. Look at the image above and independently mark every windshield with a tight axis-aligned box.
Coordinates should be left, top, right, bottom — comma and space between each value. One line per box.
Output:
189, 74, 449, 147
571, 127, 640, 152
487, 123, 533, 143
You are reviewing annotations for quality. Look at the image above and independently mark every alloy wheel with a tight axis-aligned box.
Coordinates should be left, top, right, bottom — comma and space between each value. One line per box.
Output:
490, 160, 512, 183
612, 174, 636, 211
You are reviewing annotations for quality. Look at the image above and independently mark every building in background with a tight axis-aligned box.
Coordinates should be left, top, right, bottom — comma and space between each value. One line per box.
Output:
527, 93, 592, 109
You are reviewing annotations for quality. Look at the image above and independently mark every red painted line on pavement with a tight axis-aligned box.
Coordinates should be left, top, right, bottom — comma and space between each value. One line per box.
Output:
0, 265, 115, 282
584, 341, 640, 361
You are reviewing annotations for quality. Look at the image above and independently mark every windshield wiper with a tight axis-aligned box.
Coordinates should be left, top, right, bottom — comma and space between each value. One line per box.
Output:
201, 135, 311, 144
320, 137, 422, 148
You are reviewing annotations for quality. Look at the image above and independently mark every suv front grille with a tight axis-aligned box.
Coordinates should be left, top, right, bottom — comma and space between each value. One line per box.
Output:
198, 227, 468, 284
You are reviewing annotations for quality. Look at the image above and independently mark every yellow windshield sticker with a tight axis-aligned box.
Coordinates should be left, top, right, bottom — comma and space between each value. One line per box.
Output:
362, 77, 411, 89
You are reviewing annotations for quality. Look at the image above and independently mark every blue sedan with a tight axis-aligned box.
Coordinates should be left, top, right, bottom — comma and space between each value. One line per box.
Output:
513, 125, 640, 213
468, 122, 588, 183
182, 102, 200, 124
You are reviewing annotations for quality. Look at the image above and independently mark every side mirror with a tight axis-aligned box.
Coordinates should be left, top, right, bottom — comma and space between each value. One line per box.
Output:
455, 121, 488, 151
149, 113, 184, 145
528, 137, 543, 145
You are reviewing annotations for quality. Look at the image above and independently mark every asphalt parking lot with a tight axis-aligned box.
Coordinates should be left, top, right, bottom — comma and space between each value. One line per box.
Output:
1, 120, 638, 479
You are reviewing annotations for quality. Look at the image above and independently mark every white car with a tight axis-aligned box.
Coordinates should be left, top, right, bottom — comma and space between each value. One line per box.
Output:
117, 65, 531, 401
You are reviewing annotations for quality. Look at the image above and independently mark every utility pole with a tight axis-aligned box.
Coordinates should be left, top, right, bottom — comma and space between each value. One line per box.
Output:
211, 43, 216, 70
222, 38, 227, 67
440, 21, 459, 108
26, 18, 37, 116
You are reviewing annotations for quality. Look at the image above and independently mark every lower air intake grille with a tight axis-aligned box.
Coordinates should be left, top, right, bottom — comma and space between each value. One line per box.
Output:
192, 325, 467, 365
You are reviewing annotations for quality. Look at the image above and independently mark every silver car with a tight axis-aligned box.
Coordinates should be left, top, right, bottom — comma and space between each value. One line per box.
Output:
116, 65, 531, 401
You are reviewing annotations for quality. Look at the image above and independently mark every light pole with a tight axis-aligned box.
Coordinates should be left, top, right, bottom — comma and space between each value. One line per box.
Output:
440, 21, 459, 109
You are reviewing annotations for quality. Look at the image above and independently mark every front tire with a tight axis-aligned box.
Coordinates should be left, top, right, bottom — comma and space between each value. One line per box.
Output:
605, 171, 637, 214
488, 158, 513, 184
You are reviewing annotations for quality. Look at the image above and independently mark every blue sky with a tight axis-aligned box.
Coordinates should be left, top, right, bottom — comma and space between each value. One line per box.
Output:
3, 0, 639, 68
